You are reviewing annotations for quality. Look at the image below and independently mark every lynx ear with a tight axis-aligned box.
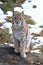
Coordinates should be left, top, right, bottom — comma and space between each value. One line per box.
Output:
13, 10, 17, 16
21, 11, 24, 16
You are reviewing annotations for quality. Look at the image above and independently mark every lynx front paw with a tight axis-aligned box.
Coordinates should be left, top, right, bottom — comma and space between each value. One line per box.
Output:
25, 48, 30, 53
21, 54, 27, 58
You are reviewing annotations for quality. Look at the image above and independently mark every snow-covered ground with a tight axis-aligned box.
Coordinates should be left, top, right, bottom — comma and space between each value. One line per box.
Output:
30, 27, 42, 34
22, 0, 43, 26
31, 49, 42, 54
0, 0, 43, 53
0, 9, 12, 33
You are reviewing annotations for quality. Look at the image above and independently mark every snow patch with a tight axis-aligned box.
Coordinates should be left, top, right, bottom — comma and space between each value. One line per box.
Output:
7, 11, 12, 16
31, 49, 41, 54
30, 27, 42, 34
0, 8, 4, 15
3, 22, 12, 33
14, 7, 24, 13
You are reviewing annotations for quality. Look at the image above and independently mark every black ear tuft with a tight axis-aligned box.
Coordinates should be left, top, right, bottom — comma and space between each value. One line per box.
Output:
21, 11, 24, 16
12, 7, 17, 16
13, 11, 17, 16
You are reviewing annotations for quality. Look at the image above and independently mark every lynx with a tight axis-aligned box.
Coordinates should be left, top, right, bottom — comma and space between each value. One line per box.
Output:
12, 10, 33, 58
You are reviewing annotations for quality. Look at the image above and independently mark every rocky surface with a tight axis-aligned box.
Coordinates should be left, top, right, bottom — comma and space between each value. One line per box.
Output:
0, 46, 43, 65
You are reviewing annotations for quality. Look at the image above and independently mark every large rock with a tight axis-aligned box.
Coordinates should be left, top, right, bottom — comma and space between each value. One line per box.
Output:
0, 46, 43, 65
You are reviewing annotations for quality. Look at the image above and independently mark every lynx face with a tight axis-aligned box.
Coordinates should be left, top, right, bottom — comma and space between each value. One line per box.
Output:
12, 11, 24, 25
15, 14, 21, 23
14, 12, 23, 24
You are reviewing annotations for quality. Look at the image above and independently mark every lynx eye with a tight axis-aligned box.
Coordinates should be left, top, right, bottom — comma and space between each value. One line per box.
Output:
15, 17, 16, 19
20, 18, 21, 20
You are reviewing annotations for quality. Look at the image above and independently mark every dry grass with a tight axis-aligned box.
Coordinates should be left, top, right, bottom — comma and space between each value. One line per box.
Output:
40, 30, 43, 36
24, 15, 36, 25
5, 16, 12, 22
31, 33, 40, 37
39, 45, 43, 53
39, 25, 43, 28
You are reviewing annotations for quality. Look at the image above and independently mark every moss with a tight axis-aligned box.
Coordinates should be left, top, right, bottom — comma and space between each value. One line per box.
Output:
24, 15, 35, 25
26, 19, 36, 25
39, 25, 43, 28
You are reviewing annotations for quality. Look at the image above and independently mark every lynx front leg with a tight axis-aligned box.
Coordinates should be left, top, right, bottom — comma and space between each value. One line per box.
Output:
13, 37, 20, 53
20, 33, 27, 58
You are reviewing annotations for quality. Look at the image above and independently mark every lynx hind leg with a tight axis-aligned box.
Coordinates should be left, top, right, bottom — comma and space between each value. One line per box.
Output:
14, 38, 20, 53
29, 42, 33, 52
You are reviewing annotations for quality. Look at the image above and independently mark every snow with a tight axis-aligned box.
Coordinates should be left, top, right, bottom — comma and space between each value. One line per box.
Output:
4, 43, 8, 45
0, 8, 4, 15
8, 44, 14, 47
0, 15, 7, 19
3, 22, 12, 33
0, 1, 3, 4
32, 36, 43, 49
0, 19, 6, 23
4, 43, 14, 47
13, 0, 43, 26
36, 36, 43, 43
31, 49, 41, 54
32, 36, 43, 44
30, 27, 42, 34
7, 11, 12, 16
14, 7, 23, 12
3, 22, 12, 28
33, 43, 42, 48
0, 9, 12, 33
22, 0, 43, 26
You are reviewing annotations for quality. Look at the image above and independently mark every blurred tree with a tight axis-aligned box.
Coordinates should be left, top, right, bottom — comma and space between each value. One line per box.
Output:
1, 0, 16, 3
1, 0, 7, 2
0, 0, 25, 11
16, 0, 25, 6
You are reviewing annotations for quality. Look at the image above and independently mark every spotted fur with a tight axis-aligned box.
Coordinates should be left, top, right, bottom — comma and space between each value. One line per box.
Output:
12, 11, 33, 58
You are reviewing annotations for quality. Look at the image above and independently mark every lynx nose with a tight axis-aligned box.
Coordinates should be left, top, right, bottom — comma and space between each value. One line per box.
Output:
16, 22, 18, 24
